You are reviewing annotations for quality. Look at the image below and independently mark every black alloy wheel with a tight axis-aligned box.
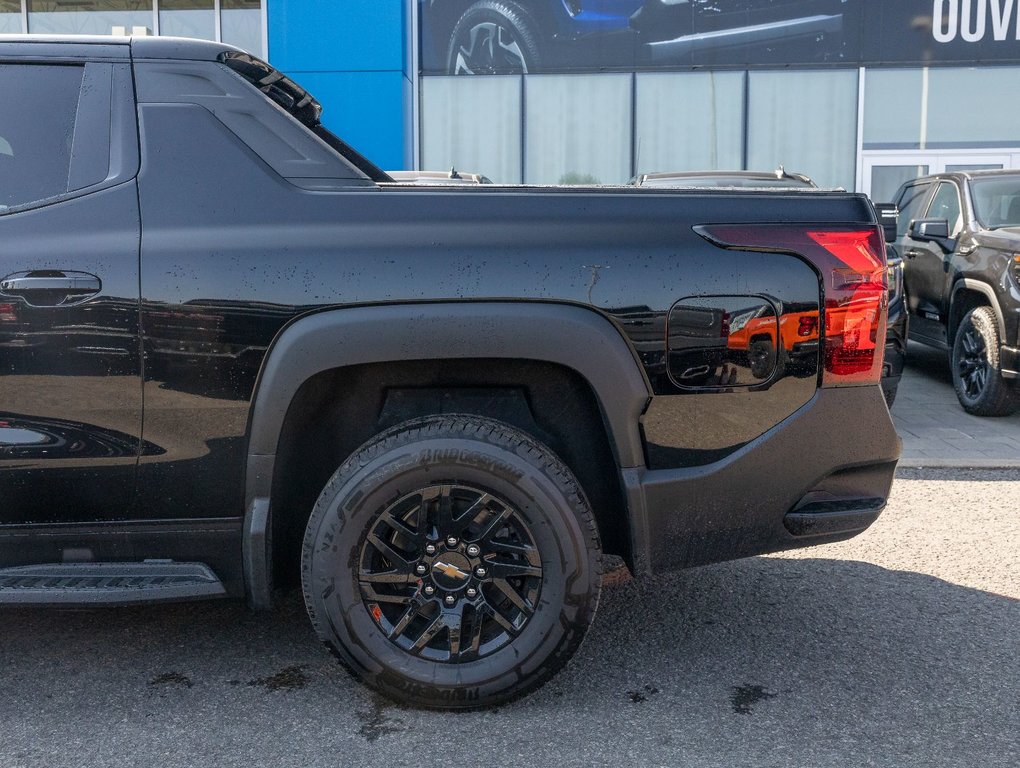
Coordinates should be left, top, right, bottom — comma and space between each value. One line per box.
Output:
951, 306, 1018, 416
358, 483, 543, 662
301, 415, 601, 709
957, 326, 988, 399
747, 338, 777, 381
446, 1, 542, 75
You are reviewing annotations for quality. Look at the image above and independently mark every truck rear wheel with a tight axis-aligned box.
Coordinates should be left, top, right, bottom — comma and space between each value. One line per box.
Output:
300, 415, 601, 709
951, 306, 1018, 416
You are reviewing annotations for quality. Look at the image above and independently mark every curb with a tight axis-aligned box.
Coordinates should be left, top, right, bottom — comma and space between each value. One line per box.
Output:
897, 458, 1020, 469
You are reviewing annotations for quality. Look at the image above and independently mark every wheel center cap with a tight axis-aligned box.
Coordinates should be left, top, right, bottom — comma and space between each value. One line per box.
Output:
431, 552, 472, 590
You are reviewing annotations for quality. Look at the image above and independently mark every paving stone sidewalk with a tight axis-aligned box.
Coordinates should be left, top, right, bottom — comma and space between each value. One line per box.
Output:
891, 342, 1020, 467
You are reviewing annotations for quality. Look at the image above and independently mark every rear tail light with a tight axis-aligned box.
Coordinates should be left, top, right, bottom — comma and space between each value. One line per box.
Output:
798, 316, 818, 337
0, 303, 16, 323
695, 224, 888, 386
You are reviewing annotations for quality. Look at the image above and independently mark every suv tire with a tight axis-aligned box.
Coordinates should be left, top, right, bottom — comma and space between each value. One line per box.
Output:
446, 1, 542, 74
301, 415, 602, 709
951, 306, 1018, 416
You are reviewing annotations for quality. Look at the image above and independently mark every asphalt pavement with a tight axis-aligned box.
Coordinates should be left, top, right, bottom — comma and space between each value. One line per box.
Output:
1, 468, 1017, 768
893, 342, 1020, 467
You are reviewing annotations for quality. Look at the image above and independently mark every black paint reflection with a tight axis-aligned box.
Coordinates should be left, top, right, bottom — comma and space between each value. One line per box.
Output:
0, 414, 162, 460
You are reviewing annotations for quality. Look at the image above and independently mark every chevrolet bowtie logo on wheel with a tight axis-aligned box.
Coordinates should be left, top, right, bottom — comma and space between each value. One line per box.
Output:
432, 560, 469, 580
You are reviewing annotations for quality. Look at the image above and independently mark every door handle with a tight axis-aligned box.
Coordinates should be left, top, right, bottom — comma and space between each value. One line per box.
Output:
905, 249, 925, 259
0, 271, 102, 307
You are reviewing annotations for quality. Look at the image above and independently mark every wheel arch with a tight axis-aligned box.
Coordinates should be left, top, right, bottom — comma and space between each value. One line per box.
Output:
949, 279, 1006, 342
242, 301, 651, 608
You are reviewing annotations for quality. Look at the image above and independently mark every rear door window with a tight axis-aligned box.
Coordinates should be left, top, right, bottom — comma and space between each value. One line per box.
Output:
0, 64, 84, 211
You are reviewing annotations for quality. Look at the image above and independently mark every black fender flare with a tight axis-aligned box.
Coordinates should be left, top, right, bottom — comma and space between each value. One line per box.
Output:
242, 301, 651, 607
949, 278, 1007, 341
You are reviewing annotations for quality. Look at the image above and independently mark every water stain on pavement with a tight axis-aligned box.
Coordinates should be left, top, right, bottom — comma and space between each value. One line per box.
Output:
627, 684, 660, 703
149, 672, 192, 689
248, 665, 310, 692
356, 696, 406, 742
730, 684, 776, 714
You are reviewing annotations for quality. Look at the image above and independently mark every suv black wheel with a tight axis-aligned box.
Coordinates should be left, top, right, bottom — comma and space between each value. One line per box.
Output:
951, 306, 1018, 416
301, 415, 601, 709
446, 1, 542, 74
748, 337, 778, 380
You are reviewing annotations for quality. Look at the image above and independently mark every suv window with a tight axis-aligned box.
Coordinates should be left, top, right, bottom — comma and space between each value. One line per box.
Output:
894, 182, 933, 237
0, 64, 85, 211
926, 182, 963, 236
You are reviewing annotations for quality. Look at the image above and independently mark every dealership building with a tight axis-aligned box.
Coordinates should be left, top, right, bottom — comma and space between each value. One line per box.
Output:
5, 1, 1020, 202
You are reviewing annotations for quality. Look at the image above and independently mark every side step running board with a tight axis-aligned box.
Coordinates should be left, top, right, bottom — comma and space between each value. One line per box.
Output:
0, 561, 226, 606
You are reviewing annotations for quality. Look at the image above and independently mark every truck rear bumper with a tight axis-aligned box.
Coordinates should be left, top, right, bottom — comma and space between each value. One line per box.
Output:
623, 384, 900, 576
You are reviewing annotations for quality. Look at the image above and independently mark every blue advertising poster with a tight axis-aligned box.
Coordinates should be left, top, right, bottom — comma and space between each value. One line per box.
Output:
420, 0, 1020, 75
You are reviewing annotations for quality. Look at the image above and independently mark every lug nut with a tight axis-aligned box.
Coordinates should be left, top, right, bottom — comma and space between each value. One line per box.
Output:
444, 594, 456, 606
446, 536, 458, 547
415, 564, 427, 575
466, 587, 478, 598
474, 566, 487, 578
423, 584, 435, 596
425, 544, 437, 555
466, 544, 480, 557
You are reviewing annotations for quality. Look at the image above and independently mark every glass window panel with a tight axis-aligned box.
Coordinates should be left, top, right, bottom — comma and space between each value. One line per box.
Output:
927, 67, 1020, 147
946, 164, 1002, 172
863, 69, 923, 149
422, 76, 522, 184
870, 165, 928, 205
0, 1, 22, 34
159, 0, 215, 41
28, 1, 153, 36
524, 74, 631, 185
971, 177, 1020, 228
747, 69, 858, 190
894, 182, 934, 237
925, 182, 963, 236
221, 0, 262, 57
0, 64, 84, 210
634, 71, 743, 175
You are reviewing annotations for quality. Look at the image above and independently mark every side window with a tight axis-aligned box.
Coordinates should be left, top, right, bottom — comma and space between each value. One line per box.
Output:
895, 182, 933, 237
0, 64, 84, 211
926, 182, 964, 237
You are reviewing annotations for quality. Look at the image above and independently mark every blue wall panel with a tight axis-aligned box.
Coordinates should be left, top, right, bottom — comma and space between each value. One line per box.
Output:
267, 0, 411, 169
290, 70, 411, 171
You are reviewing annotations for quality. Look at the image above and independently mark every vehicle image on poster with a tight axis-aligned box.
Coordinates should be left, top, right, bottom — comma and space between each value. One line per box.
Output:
421, 0, 851, 74
0, 35, 899, 709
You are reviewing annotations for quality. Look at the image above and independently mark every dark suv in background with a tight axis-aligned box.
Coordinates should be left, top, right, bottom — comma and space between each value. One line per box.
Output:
886, 171, 1020, 416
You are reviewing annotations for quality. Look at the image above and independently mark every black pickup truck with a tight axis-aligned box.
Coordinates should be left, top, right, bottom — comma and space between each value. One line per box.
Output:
0, 36, 899, 709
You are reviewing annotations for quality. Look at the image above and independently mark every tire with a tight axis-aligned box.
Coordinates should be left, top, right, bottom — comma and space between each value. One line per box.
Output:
301, 415, 601, 709
748, 338, 777, 380
446, 1, 542, 74
951, 306, 1018, 417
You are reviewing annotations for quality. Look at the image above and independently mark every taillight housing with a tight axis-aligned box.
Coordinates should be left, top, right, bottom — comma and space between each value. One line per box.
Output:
797, 316, 818, 337
696, 224, 889, 386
